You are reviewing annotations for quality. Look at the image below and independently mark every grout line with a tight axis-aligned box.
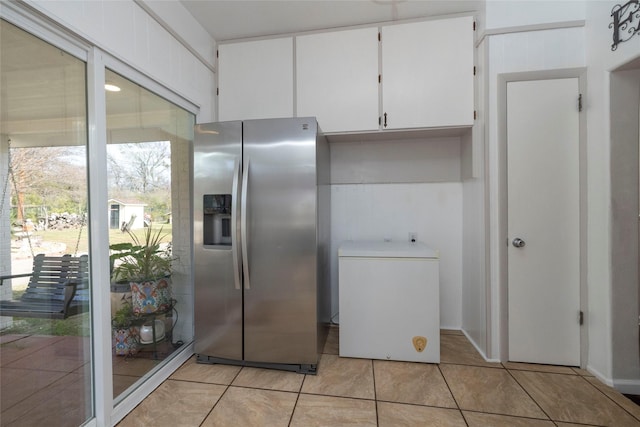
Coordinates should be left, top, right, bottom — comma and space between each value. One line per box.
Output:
169, 377, 238, 387
579, 376, 640, 423
289, 359, 310, 426
462, 409, 563, 424
502, 366, 580, 377
197, 365, 245, 426
198, 383, 230, 427
371, 359, 379, 426
505, 368, 554, 422
374, 398, 459, 411
225, 383, 301, 394
297, 391, 376, 402
288, 384, 302, 427
437, 364, 469, 427
439, 360, 503, 369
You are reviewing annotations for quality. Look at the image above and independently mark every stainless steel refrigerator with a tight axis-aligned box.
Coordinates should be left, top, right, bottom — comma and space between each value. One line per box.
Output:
193, 117, 330, 374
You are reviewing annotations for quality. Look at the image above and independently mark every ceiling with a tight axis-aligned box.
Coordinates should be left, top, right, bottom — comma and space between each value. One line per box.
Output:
180, 0, 483, 42
1, 1, 483, 148
1, 20, 191, 148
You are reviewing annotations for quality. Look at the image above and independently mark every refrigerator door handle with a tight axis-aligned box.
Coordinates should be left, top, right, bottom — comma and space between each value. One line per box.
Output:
241, 159, 251, 290
231, 158, 241, 290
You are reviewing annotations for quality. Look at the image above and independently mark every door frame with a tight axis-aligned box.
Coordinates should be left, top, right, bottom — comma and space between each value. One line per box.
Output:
497, 68, 588, 366
609, 62, 640, 390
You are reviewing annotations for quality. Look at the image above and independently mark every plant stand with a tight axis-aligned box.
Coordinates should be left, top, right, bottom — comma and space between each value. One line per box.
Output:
128, 299, 177, 359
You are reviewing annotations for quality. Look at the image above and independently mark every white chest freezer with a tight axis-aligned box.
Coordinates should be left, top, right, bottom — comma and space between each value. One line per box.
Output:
338, 241, 440, 363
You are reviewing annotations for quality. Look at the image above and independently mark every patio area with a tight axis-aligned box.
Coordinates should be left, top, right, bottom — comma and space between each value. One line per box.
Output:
0, 333, 177, 426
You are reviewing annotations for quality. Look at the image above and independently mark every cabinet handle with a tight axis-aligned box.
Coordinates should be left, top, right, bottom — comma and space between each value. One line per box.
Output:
383, 112, 388, 128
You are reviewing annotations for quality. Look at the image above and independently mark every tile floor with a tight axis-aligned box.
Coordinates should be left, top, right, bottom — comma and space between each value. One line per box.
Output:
0, 333, 177, 426
117, 328, 640, 427
1, 334, 92, 426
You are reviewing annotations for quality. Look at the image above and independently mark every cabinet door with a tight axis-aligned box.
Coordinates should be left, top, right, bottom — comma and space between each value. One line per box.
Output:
296, 28, 379, 133
382, 16, 474, 129
218, 38, 293, 121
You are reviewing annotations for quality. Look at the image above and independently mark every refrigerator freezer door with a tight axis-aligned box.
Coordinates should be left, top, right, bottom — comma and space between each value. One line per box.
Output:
242, 118, 319, 365
194, 121, 243, 360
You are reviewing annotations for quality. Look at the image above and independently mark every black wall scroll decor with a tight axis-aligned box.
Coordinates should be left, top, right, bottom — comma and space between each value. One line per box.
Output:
610, 0, 640, 51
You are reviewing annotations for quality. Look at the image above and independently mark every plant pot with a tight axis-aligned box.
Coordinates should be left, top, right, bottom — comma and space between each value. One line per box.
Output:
110, 281, 132, 318
139, 319, 166, 344
130, 277, 172, 314
112, 326, 139, 356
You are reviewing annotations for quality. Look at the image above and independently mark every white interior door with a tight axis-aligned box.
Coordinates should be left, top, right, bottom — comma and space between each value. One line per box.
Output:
507, 78, 580, 366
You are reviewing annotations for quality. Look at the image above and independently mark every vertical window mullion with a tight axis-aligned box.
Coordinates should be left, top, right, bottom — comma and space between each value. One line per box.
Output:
87, 46, 113, 422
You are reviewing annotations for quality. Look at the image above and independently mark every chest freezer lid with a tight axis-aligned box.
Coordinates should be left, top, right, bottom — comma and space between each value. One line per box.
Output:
338, 241, 438, 259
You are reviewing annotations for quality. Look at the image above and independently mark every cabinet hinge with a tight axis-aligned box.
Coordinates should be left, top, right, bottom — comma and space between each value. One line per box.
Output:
378, 74, 381, 84
474, 110, 477, 120
579, 310, 584, 325
216, 49, 219, 59
378, 32, 381, 42
379, 116, 382, 126
216, 88, 219, 96
473, 66, 476, 76
473, 21, 476, 31
578, 94, 583, 112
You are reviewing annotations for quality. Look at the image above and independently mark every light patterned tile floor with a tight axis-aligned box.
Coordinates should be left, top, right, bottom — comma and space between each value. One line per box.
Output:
3, 329, 640, 426
119, 327, 640, 427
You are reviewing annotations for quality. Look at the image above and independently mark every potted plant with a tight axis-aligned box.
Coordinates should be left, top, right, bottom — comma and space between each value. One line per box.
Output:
110, 226, 174, 315
112, 302, 139, 356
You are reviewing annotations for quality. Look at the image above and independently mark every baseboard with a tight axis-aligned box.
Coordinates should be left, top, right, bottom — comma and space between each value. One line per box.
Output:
555, 363, 640, 395
586, 365, 614, 387
612, 378, 640, 395
461, 329, 501, 363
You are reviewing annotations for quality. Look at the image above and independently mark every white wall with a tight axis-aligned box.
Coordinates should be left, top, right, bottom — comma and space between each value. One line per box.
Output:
136, 0, 216, 65
329, 138, 463, 329
485, 0, 585, 30
610, 69, 640, 389
170, 137, 193, 344
330, 137, 462, 184
485, 0, 640, 391
584, 0, 640, 390
28, 0, 216, 122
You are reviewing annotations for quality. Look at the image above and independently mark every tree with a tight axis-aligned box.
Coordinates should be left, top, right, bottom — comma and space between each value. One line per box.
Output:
8, 146, 86, 221
107, 141, 171, 194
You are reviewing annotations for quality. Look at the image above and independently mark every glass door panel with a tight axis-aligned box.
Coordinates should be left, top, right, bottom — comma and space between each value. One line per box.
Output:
0, 19, 92, 425
105, 69, 194, 401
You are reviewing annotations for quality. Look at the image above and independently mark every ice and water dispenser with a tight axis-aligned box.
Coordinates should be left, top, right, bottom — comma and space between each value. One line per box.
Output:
203, 194, 232, 246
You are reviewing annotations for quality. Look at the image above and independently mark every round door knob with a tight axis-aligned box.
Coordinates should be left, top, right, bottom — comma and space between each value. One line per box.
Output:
512, 238, 526, 248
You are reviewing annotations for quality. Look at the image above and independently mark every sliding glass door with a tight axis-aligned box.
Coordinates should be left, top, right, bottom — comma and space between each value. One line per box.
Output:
105, 69, 194, 401
0, 19, 92, 425
0, 12, 196, 425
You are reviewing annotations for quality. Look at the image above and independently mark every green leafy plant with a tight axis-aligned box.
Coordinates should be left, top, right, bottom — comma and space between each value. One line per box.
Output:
112, 302, 133, 329
109, 226, 174, 283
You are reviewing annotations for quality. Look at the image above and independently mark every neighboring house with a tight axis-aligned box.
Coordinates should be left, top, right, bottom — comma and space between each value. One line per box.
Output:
107, 199, 146, 230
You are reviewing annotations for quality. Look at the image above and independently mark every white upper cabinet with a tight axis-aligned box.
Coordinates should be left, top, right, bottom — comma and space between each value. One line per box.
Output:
217, 16, 474, 132
296, 28, 379, 133
381, 16, 474, 130
218, 38, 294, 121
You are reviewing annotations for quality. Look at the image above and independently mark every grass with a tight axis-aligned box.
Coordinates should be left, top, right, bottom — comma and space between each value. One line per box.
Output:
1, 224, 173, 337
1, 290, 90, 336
1, 313, 91, 337
25, 223, 173, 254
